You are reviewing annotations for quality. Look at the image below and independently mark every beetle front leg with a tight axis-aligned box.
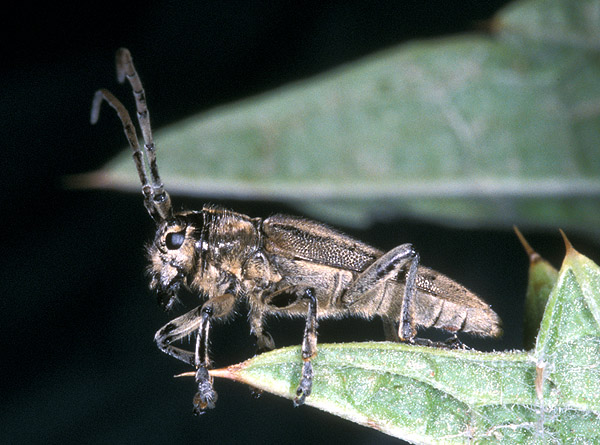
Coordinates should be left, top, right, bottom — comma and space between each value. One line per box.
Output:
155, 306, 203, 366
192, 307, 217, 415
294, 288, 318, 406
154, 293, 236, 414
193, 293, 236, 414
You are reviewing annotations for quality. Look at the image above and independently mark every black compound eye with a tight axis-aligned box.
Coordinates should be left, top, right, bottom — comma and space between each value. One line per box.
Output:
165, 231, 185, 250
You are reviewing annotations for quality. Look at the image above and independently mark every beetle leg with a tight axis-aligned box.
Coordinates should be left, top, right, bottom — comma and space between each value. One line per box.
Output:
155, 306, 203, 366
248, 307, 275, 355
294, 288, 318, 406
382, 317, 400, 342
243, 307, 275, 399
342, 243, 420, 342
154, 293, 236, 414
192, 307, 217, 415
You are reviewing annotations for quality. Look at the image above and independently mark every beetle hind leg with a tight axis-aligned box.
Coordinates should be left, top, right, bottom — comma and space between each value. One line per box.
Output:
342, 243, 420, 342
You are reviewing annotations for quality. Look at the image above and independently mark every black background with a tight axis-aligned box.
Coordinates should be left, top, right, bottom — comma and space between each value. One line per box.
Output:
4, 2, 596, 444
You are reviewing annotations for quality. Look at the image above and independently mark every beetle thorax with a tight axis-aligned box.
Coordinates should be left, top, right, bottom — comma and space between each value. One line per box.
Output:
147, 208, 263, 302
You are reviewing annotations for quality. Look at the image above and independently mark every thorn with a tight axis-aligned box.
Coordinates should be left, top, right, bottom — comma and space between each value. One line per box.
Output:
535, 361, 546, 401
208, 368, 235, 379
174, 366, 241, 380
559, 229, 577, 257
513, 226, 541, 263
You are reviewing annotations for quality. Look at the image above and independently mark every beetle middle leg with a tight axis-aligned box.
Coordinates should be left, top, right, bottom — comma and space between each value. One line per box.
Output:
248, 307, 276, 355
294, 288, 318, 406
154, 293, 236, 414
342, 243, 420, 342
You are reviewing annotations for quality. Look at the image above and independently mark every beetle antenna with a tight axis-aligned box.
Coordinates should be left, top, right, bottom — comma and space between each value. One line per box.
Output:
91, 48, 173, 223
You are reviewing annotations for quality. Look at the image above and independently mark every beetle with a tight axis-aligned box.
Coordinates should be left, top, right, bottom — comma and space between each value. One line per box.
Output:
92, 48, 502, 414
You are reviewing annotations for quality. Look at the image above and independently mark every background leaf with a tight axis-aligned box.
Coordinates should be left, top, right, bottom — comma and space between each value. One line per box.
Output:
81, 0, 600, 239
209, 243, 600, 443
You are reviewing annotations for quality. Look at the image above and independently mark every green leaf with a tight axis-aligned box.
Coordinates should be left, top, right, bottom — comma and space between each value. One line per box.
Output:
206, 241, 600, 443
534, 237, 600, 412
82, 0, 600, 238
514, 227, 559, 349
211, 344, 535, 443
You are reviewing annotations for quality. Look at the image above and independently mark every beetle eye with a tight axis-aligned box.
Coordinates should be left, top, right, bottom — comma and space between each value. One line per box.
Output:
166, 231, 185, 250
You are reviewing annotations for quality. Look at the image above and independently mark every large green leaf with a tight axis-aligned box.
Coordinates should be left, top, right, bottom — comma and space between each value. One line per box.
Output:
201, 240, 600, 443
85, 0, 600, 236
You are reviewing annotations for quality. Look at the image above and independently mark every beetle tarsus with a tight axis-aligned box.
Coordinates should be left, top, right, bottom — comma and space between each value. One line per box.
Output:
193, 366, 218, 414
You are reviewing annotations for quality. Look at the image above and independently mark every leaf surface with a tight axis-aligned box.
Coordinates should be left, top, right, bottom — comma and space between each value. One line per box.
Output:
84, 0, 600, 237
210, 242, 600, 443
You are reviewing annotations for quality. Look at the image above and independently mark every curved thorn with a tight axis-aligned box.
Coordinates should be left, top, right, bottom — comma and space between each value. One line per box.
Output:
513, 226, 541, 264
559, 229, 577, 257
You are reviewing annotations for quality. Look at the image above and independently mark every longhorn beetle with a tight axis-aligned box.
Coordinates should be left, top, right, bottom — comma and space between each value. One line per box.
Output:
92, 48, 502, 415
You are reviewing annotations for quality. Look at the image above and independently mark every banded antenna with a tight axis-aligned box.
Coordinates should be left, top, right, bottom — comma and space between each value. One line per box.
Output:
91, 48, 173, 223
